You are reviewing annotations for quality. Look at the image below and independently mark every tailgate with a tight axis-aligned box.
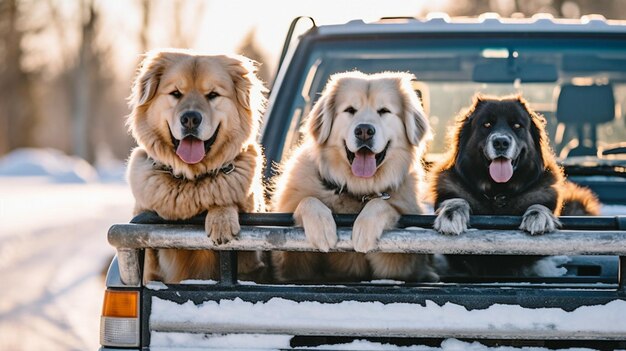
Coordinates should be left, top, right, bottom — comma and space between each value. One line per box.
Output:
107, 213, 626, 349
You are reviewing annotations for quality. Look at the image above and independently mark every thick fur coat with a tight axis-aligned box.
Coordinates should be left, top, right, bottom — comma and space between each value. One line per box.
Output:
431, 95, 600, 275
126, 49, 266, 283
271, 71, 438, 282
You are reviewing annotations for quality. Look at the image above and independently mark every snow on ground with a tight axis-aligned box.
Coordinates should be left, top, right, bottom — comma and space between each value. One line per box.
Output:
0, 148, 99, 183
0, 149, 134, 351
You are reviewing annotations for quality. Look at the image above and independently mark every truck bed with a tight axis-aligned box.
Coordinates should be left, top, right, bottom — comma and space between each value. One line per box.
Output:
104, 213, 626, 349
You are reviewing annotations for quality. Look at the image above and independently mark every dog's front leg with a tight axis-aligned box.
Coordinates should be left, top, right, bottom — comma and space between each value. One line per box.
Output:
205, 205, 240, 244
294, 197, 337, 252
353, 199, 399, 253
433, 198, 471, 235
519, 204, 561, 235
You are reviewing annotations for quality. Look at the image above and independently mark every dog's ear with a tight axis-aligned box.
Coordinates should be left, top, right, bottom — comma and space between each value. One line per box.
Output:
129, 50, 171, 109
307, 94, 333, 144
126, 50, 173, 137
220, 55, 268, 139
461, 93, 488, 124
515, 96, 551, 166
306, 78, 339, 144
399, 76, 431, 146
514, 96, 543, 145
462, 93, 488, 129
448, 96, 482, 167
472, 93, 487, 106
222, 55, 267, 117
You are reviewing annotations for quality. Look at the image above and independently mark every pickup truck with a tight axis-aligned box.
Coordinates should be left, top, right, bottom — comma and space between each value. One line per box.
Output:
100, 14, 626, 350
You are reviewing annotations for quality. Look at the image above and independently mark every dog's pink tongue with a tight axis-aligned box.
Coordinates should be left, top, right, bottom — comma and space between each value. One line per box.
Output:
351, 149, 377, 178
176, 137, 205, 164
489, 158, 514, 183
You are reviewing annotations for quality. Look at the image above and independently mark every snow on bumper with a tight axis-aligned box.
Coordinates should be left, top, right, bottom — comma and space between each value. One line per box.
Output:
149, 297, 626, 341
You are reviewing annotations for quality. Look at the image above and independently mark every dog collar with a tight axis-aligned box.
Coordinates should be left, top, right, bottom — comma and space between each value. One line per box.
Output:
149, 157, 235, 181
320, 176, 391, 203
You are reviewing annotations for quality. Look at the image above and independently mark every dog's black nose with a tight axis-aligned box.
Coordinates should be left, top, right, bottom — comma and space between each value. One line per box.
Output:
492, 136, 511, 152
354, 124, 375, 141
180, 111, 202, 130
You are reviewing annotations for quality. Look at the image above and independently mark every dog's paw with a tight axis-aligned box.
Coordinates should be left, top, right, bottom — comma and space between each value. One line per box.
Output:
352, 215, 384, 253
205, 207, 240, 244
303, 213, 337, 252
295, 198, 337, 252
520, 204, 561, 235
434, 198, 470, 235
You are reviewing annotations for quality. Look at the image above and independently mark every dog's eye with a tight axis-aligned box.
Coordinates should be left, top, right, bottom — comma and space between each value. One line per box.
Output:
377, 107, 390, 115
344, 106, 357, 114
483, 122, 492, 128
169, 90, 182, 99
513, 123, 522, 129
206, 91, 220, 101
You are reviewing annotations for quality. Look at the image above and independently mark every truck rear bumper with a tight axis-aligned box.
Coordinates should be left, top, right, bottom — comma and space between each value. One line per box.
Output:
147, 287, 626, 341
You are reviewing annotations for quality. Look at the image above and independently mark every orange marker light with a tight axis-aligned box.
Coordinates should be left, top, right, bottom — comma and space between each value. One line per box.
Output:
102, 290, 139, 318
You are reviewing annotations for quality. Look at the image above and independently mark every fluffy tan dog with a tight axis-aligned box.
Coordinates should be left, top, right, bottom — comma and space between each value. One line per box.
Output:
271, 71, 438, 282
126, 49, 266, 283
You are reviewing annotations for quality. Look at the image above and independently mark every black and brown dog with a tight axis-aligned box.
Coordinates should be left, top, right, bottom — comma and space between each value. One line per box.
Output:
430, 95, 599, 276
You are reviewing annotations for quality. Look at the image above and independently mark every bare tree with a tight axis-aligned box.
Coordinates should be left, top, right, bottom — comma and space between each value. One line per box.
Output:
0, 0, 38, 155
62, 0, 132, 163
71, 0, 96, 162
43, 0, 130, 163
140, 0, 152, 52
170, 0, 206, 48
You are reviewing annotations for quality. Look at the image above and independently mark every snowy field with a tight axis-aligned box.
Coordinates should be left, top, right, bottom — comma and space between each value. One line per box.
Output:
0, 149, 134, 351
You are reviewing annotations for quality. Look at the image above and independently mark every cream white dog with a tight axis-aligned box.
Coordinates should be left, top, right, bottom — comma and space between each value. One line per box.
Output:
271, 71, 438, 283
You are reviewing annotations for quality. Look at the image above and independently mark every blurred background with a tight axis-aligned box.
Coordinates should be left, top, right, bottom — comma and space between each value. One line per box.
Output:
0, 0, 625, 350
1, 0, 626, 170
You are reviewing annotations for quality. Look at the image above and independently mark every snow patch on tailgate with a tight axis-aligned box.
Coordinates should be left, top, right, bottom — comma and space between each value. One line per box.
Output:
149, 334, 600, 350
150, 297, 626, 343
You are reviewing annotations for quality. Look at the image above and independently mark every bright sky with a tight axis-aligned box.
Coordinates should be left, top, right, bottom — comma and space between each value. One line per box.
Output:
101, 0, 453, 78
